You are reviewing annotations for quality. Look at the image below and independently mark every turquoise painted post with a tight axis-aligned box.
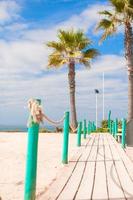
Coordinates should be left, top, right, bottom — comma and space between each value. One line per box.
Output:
77, 122, 82, 146
112, 121, 115, 137
24, 100, 40, 200
111, 121, 113, 135
122, 118, 126, 148
88, 121, 91, 135
92, 122, 94, 132
109, 120, 111, 133
110, 121, 112, 134
115, 118, 118, 139
94, 122, 96, 132
90, 122, 91, 133
108, 110, 111, 130
83, 119, 87, 139
93, 122, 95, 132
62, 111, 69, 164
91, 122, 93, 132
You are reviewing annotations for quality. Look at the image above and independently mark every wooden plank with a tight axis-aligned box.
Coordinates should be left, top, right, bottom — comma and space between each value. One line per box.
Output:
97, 134, 104, 161
91, 134, 108, 199
37, 162, 77, 200
79, 134, 95, 162
74, 135, 97, 199
75, 162, 95, 200
106, 133, 133, 200
99, 133, 103, 146
38, 138, 90, 200
88, 134, 99, 162
103, 134, 112, 161
58, 135, 96, 199
107, 134, 121, 161
70, 137, 91, 162
38, 133, 133, 200
103, 134, 125, 200
110, 135, 133, 180
92, 161, 108, 199
57, 162, 85, 200
115, 160, 133, 199
106, 161, 125, 199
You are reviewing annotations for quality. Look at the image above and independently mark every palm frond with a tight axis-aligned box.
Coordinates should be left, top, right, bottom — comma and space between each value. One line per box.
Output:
47, 29, 98, 69
74, 30, 92, 50
47, 41, 65, 52
82, 48, 100, 59
96, 19, 113, 30
125, 4, 133, 18
128, 0, 133, 7
99, 10, 113, 16
79, 58, 91, 69
58, 29, 75, 50
48, 54, 66, 68
109, 0, 125, 12
57, 29, 92, 51
96, 18, 118, 42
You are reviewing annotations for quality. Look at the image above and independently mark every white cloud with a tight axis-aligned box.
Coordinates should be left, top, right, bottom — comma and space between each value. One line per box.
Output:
0, 40, 48, 75
0, 2, 127, 126
21, 4, 108, 42
0, 1, 21, 24
0, 53, 127, 125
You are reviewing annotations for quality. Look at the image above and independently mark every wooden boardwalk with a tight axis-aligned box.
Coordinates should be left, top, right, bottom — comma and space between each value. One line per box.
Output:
38, 133, 133, 200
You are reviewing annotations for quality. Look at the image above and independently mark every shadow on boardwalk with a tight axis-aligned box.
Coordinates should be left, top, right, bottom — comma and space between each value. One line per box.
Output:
37, 133, 133, 200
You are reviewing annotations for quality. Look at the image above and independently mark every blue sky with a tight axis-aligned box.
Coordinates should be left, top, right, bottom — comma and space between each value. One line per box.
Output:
0, 0, 127, 126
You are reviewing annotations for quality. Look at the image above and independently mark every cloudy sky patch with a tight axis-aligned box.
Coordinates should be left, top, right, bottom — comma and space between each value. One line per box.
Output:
0, 0, 127, 126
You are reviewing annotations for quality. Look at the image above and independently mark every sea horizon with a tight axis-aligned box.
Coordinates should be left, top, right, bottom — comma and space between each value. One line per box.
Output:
0, 124, 57, 132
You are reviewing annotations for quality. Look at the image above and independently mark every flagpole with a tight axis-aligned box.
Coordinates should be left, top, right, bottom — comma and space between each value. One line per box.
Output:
103, 72, 105, 120
96, 93, 98, 128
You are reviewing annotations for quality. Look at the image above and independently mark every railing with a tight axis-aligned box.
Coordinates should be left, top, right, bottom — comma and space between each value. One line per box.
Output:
108, 111, 126, 149
24, 98, 96, 200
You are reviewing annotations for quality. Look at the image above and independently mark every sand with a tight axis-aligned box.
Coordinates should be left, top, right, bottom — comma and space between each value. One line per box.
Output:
0, 132, 81, 200
1, 132, 132, 200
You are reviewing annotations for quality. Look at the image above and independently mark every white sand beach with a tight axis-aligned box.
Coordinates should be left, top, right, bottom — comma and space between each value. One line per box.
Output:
0, 132, 83, 200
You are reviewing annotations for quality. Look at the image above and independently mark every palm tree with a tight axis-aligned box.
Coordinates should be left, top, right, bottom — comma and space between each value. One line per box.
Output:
47, 29, 99, 129
96, 0, 133, 120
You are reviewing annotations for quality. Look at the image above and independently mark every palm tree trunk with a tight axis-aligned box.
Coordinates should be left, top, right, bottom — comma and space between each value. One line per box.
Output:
125, 22, 133, 120
68, 62, 77, 129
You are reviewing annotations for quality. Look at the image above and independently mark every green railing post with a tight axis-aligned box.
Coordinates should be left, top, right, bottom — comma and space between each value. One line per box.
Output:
93, 122, 96, 132
91, 122, 93, 132
115, 118, 118, 139
90, 122, 91, 133
24, 100, 41, 200
77, 122, 82, 146
122, 118, 126, 148
110, 121, 112, 134
109, 120, 112, 134
108, 110, 111, 130
83, 119, 87, 139
88, 121, 91, 135
112, 121, 115, 137
92, 122, 95, 132
111, 121, 114, 135
91, 122, 93, 133
62, 111, 69, 164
